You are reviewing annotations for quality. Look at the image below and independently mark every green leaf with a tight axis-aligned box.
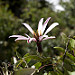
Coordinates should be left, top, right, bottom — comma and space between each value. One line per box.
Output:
68, 44, 73, 51
44, 73, 48, 75
54, 47, 65, 53
34, 62, 42, 69
23, 55, 43, 62
63, 67, 70, 75
73, 36, 75, 39
16, 51, 22, 59
23, 53, 30, 57
50, 71, 58, 75
42, 57, 51, 63
60, 32, 68, 43
48, 72, 51, 75
23, 55, 51, 63
68, 71, 75, 75
23, 53, 31, 64
57, 69, 63, 75
69, 38, 75, 48
13, 68, 35, 75
25, 58, 31, 64
66, 52, 75, 62
15, 59, 23, 68
64, 58, 74, 71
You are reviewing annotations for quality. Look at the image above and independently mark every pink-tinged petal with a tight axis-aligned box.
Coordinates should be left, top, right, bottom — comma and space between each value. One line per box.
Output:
15, 37, 28, 41
22, 23, 34, 35
38, 18, 44, 35
43, 36, 56, 41
25, 34, 36, 43
25, 34, 31, 38
27, 38, 36, 43
32, 38, 36, 42
42, 17, 51, 34
39, 35, 48, 41
44, 23, 59, 35
9, 35, 25, 38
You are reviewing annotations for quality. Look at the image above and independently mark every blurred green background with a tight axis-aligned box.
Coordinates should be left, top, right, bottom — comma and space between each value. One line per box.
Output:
0, 0, 75, 62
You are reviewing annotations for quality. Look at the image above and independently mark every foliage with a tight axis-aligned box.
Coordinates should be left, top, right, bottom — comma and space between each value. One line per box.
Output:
0, 4, 22, 61
1, 34, 75, 75
57, 0, 75, 36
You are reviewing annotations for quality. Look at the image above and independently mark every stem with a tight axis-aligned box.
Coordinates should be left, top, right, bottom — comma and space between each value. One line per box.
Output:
39, 64, 53, 71
62, 39, 70, 73
22, 58, 28, 68
0, 67, 3, 75
73, 48, 75, 57
36, 41, 43, 53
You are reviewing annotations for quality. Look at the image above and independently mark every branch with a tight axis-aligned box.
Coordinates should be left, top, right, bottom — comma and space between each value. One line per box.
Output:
62, 38, 70, 73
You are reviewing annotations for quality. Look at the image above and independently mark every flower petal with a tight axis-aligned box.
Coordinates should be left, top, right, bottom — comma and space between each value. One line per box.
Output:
15, 37, 28, 41
39, 35, 48, 41
25, 34, 31, 38
9, 35, 25, 38
43, 36, 56, 41
22, 23, 34, 35
27, 38, 36, 43
42, 17, 51, 34
44, 22, 59, 35
38, 18, 44, 35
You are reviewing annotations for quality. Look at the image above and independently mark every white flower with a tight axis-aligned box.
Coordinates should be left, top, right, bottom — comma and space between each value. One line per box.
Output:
31, 65, 35, 69
9, 17, 59, 43
13, 56, 17, 64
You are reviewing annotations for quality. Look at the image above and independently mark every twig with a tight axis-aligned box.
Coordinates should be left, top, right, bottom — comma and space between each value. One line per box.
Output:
22, 58, 28, 68
39, 63, 56, 71
73, 48, 75, 57
62, 38, 70, 73
0, 66, 3, 75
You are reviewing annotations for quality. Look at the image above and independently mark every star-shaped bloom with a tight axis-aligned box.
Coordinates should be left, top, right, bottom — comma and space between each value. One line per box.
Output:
9, 17, 59, 43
